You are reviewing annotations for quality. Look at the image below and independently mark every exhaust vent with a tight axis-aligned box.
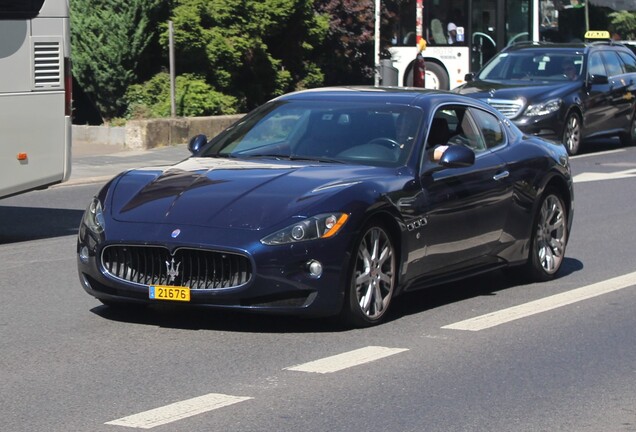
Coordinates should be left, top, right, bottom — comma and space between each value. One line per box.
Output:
32, 38, 62, 89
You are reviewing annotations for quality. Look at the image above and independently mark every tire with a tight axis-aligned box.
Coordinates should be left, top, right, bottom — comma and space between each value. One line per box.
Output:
525, 189, 568, 282
341, 223, 396, 327
405, 62, 449, 90
424, 62, 449, 90
620, 112, 636, 147
562, 112, 582, 155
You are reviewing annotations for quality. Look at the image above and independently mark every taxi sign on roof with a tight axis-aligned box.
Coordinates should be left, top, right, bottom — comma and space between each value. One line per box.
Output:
585, 30, 611, 39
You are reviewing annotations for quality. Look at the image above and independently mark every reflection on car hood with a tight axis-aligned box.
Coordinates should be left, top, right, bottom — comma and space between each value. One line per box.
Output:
110, 157, 381, 230
456, 79, 581, 102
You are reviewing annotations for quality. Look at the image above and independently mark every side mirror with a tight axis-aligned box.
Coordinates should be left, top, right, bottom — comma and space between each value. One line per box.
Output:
188, 134, 208, 154
588, 74, 609, 85
464, 72, 475, 82
439, 144, 475, 168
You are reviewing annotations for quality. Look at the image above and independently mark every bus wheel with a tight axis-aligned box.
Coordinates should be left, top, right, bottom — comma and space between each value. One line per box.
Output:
425, 63, 449, 90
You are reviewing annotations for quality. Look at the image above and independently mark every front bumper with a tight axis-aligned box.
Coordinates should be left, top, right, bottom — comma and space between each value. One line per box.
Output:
512, 111, 565, 142
77, 222, 353, 317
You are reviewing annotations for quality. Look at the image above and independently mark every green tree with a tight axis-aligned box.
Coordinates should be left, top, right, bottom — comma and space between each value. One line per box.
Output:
314, 0, 376, 85
164, 0, 328, 111
609, 11, 636, 41
125, 73, 238, 118
70, 0, 164, 120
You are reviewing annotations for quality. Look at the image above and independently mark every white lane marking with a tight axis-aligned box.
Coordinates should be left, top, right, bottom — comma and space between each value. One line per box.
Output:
442, 271, 636, 332
570, 149, 625, 159
285, 346, 409, 374
573, 167, 636, 183
105, 393, 253, 429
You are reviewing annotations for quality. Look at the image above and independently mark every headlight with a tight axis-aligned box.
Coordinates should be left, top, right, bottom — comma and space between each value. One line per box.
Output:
261, 213, 349, 245
82, 197, 105, 235
524, 99, 562, 117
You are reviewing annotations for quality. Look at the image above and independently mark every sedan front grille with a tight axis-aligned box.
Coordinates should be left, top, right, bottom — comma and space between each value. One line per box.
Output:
101, 245, 252, 289
482, 98, 525, 119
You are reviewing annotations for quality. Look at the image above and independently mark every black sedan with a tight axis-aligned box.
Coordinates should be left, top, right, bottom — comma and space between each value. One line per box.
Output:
77, 87, 573, 327
456, 41, 636, 155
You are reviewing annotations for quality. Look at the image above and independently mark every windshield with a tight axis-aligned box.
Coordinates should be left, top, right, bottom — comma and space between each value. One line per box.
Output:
478, 51, 584, 82
201, 100, 424, 167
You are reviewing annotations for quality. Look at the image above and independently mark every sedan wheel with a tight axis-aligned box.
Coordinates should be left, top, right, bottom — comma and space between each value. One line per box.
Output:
563, 113, 581, 155
343, 224, 396, 327
527, 190, 568, 281
620, 113, 636, 147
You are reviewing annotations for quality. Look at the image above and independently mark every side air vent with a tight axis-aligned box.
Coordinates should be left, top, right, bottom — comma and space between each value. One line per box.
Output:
32, 38, 62, 89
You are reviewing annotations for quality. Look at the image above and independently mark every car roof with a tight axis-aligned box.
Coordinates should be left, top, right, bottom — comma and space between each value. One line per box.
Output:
504, 41, 634, 55
275, 86, 494, 110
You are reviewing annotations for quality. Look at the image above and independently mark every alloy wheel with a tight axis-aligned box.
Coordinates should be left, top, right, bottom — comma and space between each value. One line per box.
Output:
563, 113, 581, 155
352, 225, 396, 323
534, 194, 567, 275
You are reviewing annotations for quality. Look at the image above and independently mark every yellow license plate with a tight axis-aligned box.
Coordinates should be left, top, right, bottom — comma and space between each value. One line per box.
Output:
149, 285, 190, 302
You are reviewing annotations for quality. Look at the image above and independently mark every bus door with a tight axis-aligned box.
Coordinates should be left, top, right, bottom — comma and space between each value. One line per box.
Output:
470, 0, 498, 71
469, 0, 532, 72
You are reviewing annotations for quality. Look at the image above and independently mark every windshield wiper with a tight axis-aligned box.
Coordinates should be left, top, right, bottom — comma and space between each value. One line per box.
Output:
234, 154, 291, 160
289, 155, 346, 164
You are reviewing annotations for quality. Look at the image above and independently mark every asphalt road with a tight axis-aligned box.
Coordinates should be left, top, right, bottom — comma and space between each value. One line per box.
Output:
1, 141, 635, 432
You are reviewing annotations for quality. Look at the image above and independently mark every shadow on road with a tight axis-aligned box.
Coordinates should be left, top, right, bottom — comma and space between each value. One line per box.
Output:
90, 257, 584, 333
0, 206, 83, 244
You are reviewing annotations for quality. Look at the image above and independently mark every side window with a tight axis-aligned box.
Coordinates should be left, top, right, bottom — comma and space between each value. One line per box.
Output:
470, 108, 506, 149
0, 0, 44, 17
618, 51, 636, 73
588, 53, 607, 77
427, 109, 456, 149
600, 51, 624, 76
446, 108, 486, 153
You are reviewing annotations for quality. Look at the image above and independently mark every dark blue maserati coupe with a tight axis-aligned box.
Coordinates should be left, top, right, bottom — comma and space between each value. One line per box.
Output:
77, 87, 574, 327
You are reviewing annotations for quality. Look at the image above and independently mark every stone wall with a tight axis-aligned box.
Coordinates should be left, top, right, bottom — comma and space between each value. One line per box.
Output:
72, 114, 245, 150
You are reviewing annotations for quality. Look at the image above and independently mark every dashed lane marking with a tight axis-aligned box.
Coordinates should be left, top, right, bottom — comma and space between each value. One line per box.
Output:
284, 346, 409, 374
573, 167, 636, 183
442, 271, 636, 332
105, 393, 253, 429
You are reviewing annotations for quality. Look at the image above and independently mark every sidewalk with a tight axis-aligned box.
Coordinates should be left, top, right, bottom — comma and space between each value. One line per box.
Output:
67, 142, 191, 186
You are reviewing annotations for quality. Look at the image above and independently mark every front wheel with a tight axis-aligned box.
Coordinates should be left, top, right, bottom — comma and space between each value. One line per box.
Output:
526, 190, 568, 281
341, 223, 396, 327
562, 112, 582, 155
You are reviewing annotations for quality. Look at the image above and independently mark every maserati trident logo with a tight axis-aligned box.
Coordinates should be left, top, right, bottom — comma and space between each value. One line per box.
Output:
165, 258, 181, 283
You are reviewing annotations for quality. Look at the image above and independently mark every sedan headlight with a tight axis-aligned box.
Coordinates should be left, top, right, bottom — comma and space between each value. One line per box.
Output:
524, 99, 562, 117
82, 197, 105, 235
261, 213, 349, 245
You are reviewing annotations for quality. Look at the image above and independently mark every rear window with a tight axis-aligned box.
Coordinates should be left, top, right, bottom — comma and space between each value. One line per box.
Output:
0, 0, 44, 18
618, 51, 636, 73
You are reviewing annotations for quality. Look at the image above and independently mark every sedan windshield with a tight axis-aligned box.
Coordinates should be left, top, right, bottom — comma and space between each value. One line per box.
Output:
201, 100, 424, 167
478, 51, 584, 82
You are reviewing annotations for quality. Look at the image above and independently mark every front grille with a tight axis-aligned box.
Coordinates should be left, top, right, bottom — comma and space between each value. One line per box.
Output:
483, 98, 524, 119
101, 245, 252, 289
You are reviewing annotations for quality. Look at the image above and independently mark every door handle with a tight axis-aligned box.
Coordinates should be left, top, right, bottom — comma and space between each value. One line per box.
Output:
493, 171, 510, 181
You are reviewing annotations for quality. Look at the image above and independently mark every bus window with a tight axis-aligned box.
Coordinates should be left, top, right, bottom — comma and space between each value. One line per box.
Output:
0, 0, 45, 18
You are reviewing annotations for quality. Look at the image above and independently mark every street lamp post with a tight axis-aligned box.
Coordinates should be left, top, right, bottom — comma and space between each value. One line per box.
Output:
374, 0, 381, 86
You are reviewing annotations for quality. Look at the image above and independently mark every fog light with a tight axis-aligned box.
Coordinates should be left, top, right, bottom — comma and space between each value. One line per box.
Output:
307, 260, 323, 278
79, 246, 90, 263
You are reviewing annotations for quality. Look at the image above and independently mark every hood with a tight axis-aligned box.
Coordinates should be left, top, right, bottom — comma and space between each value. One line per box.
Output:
456, 79, 581, 103
109, 157, 384, 230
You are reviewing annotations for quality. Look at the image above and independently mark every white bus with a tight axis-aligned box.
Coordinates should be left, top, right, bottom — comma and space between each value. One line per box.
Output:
387, 0, 635, 90
388, 0, 535, 90
0, 0, 72, 199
